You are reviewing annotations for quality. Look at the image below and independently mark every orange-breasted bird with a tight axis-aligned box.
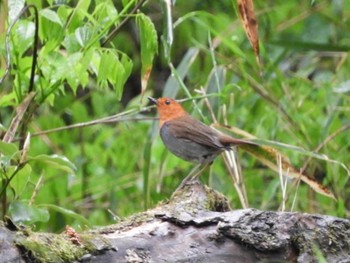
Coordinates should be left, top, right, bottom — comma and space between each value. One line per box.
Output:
148, 97, 336, 198
148, 97, 256, 180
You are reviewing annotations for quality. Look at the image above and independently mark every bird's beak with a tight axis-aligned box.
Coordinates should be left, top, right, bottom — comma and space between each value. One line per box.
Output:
148, 97, 158, 105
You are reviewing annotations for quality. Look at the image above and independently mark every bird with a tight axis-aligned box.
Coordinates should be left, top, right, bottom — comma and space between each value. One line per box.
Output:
148, 97, 256, 182
148, 97, 336, 199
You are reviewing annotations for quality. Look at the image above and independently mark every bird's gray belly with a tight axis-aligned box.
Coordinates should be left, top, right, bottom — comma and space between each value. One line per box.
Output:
160, 125, 222, 164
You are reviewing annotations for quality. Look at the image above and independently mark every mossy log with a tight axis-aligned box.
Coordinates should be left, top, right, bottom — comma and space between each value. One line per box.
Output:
1, 180, 349, 263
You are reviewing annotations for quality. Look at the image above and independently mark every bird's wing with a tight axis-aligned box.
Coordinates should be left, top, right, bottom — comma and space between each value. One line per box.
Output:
165, 117, 225, 149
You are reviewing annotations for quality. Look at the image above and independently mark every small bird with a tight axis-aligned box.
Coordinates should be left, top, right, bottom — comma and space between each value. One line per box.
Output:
148, 97, 336, 198
148, 97, 255, 181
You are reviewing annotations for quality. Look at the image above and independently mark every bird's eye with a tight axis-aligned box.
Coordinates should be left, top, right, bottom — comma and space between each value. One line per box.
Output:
165, 100, 171, 105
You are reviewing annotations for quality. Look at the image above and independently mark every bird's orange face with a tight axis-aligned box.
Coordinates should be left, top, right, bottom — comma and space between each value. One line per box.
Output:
148, 97, 188, 127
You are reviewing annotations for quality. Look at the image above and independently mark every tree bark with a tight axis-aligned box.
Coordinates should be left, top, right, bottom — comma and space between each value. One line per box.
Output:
1, 180, 349, 263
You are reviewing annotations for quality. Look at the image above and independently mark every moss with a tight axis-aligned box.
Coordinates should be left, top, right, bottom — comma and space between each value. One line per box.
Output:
203, 185, 231, 212
15, 231, 112, 263
16, 233, 85, 262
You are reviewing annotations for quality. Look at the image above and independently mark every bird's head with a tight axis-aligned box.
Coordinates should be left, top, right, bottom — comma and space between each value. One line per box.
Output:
148, 97, 188, 126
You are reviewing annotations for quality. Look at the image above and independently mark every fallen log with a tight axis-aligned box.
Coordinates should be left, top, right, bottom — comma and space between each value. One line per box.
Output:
1, 180, 348, 263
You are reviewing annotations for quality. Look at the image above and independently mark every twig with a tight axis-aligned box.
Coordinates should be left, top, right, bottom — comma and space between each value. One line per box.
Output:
2, 92, 36, 143
17, 109, 156, 140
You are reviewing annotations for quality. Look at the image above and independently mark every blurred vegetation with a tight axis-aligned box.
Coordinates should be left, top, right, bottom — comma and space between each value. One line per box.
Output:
0, 0, 349, 232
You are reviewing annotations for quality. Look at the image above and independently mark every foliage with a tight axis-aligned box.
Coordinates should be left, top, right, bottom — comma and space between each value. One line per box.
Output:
0, 0, 349, 232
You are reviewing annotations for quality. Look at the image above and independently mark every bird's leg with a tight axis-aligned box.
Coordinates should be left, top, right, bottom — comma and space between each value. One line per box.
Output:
189, 164, 209, 181
174, 164, 201, 192
174, 163, 208, 192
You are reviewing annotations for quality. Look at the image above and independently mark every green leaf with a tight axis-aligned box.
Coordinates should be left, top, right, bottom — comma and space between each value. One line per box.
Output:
10, 164, 32, 198
115, 54, 133, 99
136, 13, 158, 93
40, 9, 63, 26
63, 33, 82, 53
0, 92, 17, 107
76, 0, 91, 13
97, 50, 132, 100
75, 25, 93, 47
93, 1, 118, 26
97, 50, 113, 88
122, 0, 129, 8
41, 204, 91, 227
28, 154, 76, 174
39, 9, 64, 49
48, 51, 84, 93
0, 141, 19, 156
14, 21, 35, 55
143, 138, 152, 209
8, 0, 25, 22
269, 40, 350, 52
9, 200, 50, 224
